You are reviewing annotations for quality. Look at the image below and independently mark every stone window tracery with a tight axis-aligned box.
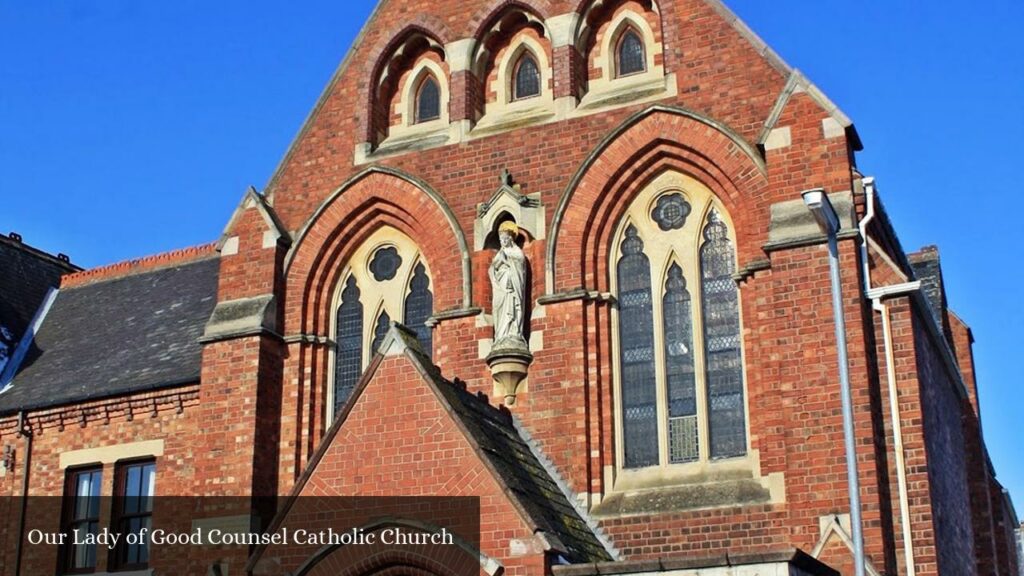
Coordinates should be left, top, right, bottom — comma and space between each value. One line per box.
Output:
329, 227, 434, 423
613, 172, 747, 470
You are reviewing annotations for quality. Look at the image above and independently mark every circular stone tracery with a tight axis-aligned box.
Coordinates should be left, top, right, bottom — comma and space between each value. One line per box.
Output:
651, 193, 692, 231
369, 246, 403, 281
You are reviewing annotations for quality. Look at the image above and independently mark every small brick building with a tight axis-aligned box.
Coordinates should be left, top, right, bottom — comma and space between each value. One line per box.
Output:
0, 1, 1019, 574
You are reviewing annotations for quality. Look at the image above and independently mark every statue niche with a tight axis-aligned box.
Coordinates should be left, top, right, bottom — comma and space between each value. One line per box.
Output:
489, 220, 528, 349
485, 219, 533, 405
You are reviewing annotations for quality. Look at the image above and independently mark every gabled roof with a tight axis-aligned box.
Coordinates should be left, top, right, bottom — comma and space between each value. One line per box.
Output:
264, 0, 859, 199
430, 359, 616, 563
0, 255, 219, 414
216, 186, 291, 251
251, 323, 614, 571
0, 233, 79, 356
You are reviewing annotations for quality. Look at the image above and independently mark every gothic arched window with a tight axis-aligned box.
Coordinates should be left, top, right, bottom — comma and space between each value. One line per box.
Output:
616, 29, 646, 77
404, 262, 434, 355
700, 212, 746, 459
415, 75, 441, 123
371, 310, 391, 355
330, 228, 434, 423
613, 176, 747, 470
334, 277, 363, 416
617, 225, 658, 469
512, 53, 541, 101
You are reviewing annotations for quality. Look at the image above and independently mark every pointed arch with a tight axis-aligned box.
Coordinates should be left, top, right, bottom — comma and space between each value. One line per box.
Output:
662, 260, 698, 463
698, 209, 745, 459
468, 0, 552, 42
615, 223, 658, 469
370, 308, 392, 356
545, 104, 768, 296
332, 275, 364, 416
615, 26, 646, 76
608, 167, 748, 471
415, 74, 441, 122
403, 261, 434, 356
363, 24, 449, 144
285, 166, 472, 337
512, 50, 541, 100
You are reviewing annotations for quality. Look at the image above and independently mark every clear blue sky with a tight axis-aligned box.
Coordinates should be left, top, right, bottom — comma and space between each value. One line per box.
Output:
3, 1, 1022, 512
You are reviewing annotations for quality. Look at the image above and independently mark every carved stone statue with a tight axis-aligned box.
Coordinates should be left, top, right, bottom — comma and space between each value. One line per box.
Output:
489, 220, 528, 349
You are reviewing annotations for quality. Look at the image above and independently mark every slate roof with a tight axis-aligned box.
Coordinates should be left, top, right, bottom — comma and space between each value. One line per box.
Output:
431, 367, 615, 563
909, 246, 947, 328
376, 326, 614, 564
0, 233, 79, 357
0, 256, 219, 414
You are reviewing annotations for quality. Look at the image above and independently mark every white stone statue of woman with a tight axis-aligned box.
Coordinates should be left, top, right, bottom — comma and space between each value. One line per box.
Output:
489, 221, 528, 349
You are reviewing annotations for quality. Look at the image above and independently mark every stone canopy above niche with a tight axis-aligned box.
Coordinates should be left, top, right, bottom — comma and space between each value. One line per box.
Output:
474, 169, 545, 251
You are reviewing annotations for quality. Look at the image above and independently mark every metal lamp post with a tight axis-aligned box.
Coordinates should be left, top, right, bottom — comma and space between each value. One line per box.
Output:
802, 188, 866, 576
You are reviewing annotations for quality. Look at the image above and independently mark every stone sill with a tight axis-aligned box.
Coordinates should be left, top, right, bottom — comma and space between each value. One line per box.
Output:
593, 453, 785, 518
577, 73, 676, 113
353, 73, 677, 163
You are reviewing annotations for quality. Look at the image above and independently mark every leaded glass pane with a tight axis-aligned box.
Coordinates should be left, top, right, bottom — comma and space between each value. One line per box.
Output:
334, 277, 363, 415
514, 54, 540, 100
617, 225, 658, 468
700, 210, 746, 459
369, 246, 402, 281
652, 193, 691, 231
617, 30, 645, 77
663, 263, 698, 463
404, 263, 434, 357
372, 310, 391, 355
416, 76, 440, 123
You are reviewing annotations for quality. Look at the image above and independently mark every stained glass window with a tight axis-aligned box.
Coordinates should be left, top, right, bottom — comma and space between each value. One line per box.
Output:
369, 246, 402, 281
652, 193, 691, 231
334, 277, 363, 415
617, 224, 659, 468
416, 76, 440, 123
700, 210, 746, 459
615, 193, 747, 470
663, 263, 698, 463
513, 54, 541, 100
617, 29, 646, 77
371, 310, 392, 355
404, 263, 434, 357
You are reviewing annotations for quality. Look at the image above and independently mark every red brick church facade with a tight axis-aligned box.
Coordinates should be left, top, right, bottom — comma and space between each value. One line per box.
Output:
0, 0, 1019, 575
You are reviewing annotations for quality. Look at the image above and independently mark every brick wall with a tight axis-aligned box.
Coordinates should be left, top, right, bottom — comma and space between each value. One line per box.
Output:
0, 387, 203, 575
266, 354, 548, 576
2, 1, 1017, 574
912, 308, 976, 576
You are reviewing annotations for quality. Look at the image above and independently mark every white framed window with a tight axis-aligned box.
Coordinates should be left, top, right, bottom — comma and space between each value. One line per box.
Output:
611, 171, 748, 472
